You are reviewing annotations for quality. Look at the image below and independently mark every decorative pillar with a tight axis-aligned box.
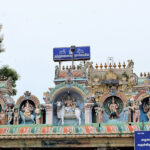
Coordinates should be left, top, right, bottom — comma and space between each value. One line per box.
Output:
45, 104, 53, 124
84, 103, 94, 124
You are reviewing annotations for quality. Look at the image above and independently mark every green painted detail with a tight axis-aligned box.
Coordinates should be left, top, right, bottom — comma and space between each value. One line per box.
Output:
71, 82, 88, 95
0, 122, 149, 136
49, 82, 88, 102
53, 126, 60, 133
138, 78, 146, 85
50, 82, 66, 97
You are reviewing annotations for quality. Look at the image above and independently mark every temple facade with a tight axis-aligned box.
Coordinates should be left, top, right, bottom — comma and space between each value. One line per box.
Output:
0, 60, 150, 149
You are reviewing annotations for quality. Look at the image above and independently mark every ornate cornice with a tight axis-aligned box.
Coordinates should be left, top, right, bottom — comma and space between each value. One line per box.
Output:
15, 91, 40, 107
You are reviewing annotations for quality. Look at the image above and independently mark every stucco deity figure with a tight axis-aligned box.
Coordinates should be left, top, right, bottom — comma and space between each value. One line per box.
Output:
20, 101, 35, 124
130, 101, 140, 122
21, 101, 33, 119
123, 102, 131, 122
0, 110, 6, 125
64, 96, 74, 113
109, 97, 119, 119
13, 108, 19, 125
7, 106, 13, 124
134, 101, 140, 122
143, 98, 150, 113
95, 104, 103, 123
35, 105, 41, 124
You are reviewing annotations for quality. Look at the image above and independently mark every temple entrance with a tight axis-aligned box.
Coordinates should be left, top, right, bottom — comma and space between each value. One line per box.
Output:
103, 96, 124, 123
53, 89, 85, 126
140, 97, 150, 122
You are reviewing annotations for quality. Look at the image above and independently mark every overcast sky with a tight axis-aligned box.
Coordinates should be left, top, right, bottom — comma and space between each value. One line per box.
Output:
0, 0, 150, 102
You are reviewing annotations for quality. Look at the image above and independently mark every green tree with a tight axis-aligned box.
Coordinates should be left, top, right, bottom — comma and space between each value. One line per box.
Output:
0, 66, 19, 95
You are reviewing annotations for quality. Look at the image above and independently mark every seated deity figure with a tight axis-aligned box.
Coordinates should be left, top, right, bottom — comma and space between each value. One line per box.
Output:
20, 101, 35, 124
64, 96, 74, 113
21, 101, 33, 119
109, 97, 119, 119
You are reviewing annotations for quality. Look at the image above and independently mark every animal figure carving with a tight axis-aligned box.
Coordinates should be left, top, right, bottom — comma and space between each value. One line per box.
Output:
56, 101, 81, 125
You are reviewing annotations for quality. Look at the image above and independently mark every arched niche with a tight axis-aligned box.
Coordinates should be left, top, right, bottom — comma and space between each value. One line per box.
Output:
16, 95, 40, 107
99, 91, 127, 105
52, 88, 85, 126
15, 91, 41, 124
103, 96, 124, 123
49, 82, 88, 103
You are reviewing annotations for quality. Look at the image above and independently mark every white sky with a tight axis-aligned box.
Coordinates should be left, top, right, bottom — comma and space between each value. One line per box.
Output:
0, 0, 150, 103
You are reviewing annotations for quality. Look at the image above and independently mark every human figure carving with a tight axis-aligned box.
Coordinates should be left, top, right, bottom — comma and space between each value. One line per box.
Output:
7, 106, 13, 125
13, 108, 19, 125
134, 102, 140, 122
0, 110, 6, 125
35, 105, 41, 124
123, 102, 131, 122
109, 97, 119, 119
95, 105, 103, 123
130, 101, 140, 122
65, 96, 74, 112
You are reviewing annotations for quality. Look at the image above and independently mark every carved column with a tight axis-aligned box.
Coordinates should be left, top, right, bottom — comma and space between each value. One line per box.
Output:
45, 104, 53, 124
84, 103, 94, 124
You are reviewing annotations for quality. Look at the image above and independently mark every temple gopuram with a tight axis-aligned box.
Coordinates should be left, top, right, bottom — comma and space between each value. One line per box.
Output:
0, 47, 150, 150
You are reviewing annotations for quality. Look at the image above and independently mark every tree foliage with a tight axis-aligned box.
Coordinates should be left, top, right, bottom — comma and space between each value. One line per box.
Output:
0, 66, 19, 95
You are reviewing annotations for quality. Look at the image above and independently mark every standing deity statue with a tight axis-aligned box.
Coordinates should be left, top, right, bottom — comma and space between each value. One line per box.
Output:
109, 97, 119, 119
95, 105, 103, 123
123, 102, 131, 122
0, 110, 6, 125
13, 108, 19, 125
7, 106, 13, 125
35, 105, 41, 124
130, 101, 140, 122
133, 101, 140, 122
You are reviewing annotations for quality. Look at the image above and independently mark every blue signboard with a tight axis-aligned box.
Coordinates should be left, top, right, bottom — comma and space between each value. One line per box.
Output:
53, 46, 90, 61
135, 131, 150, 150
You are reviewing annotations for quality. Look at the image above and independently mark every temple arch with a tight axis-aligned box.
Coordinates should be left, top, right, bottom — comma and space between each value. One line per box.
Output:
51, 86, 86, 125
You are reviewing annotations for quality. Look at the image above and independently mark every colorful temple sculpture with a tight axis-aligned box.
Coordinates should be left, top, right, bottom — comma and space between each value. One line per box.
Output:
0, 60, 150, 149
